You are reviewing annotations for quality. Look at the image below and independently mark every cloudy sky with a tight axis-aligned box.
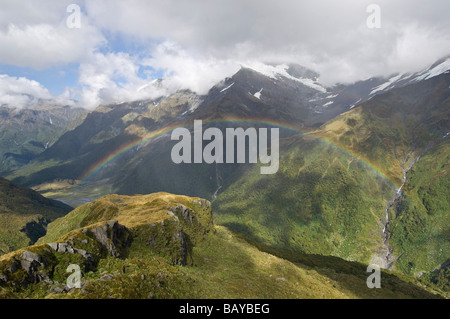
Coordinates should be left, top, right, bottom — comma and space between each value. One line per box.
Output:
0, 0, 449, 109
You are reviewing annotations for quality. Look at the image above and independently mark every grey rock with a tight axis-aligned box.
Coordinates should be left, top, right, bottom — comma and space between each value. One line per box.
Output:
171, 205, 196, 225
148, 237, 157, 247
100, 274, 113, 281
73, 248, 93, 261
19, 251, 48, 276
166, 211, 179, 222
8, 260, 20, 273
87, 221, 132, 258
49, 287, 65, 294
20, 260, 34, 273
48, 242, 76, 254
21, 251, 42, 263
57, 243, 68, 252
61, 284, 70, 291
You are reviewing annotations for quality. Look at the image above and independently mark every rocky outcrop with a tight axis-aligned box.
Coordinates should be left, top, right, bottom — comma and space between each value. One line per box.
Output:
0, 221, 133, 289
47, 242, 95, 264
0, 194, 215, 293
138, 199, 213, 266
0, 247, 56, 288
141, 218, 190, 266
169, 199, 214, 246
83, 221, 133, 258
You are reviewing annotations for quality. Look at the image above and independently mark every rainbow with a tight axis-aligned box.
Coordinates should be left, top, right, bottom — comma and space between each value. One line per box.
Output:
76, 117, 401, 189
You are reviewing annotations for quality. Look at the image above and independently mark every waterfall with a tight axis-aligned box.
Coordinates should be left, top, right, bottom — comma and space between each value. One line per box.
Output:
380, 151, 422, 269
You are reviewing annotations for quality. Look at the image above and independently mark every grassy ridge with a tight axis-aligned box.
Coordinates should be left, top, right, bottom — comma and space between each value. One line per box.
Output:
0, 192, 441, 299
8, 227, 439, 299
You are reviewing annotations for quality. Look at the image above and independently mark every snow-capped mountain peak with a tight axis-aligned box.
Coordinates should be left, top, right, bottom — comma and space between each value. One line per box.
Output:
413, 57, 450, 82
242, 62, 327, 93
368, 56, 450, 98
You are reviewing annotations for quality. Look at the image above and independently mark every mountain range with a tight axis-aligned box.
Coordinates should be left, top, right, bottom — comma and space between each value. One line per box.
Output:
0, 56, 449, 298
0, 104, 87, 176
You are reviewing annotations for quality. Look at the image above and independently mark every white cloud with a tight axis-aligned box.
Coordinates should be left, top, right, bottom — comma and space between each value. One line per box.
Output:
0, 22, 104, 69
74, 45, 240, 109
0, 74, 73, 108
1, 0, 449, 109
142, 41, 240, 95
77, 52, 168, 109
0, 0, 104, 69
0, 0, 69, 29
83, 0, 450, 83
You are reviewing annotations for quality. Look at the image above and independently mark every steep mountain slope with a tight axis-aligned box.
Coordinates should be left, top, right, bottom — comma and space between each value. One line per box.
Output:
317, 70, 449, 274
239, 62, 389, 123
0, 192, 442, 299
387, 140, 449, 289
319, 71, 450, 186
212, 71, 449, 278
213, 135, 394, 263
0, 177, 72, 255
0, 105, 87, 175
7, 63, 391, 200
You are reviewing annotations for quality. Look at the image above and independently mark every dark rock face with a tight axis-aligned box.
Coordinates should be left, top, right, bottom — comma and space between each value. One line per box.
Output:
169, 199, 214, 245
140, 218, 190, 266
19, 251, 50, 285
172, 228, 188, 266
85, 221, 133, 258
0, 249, 54, 288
